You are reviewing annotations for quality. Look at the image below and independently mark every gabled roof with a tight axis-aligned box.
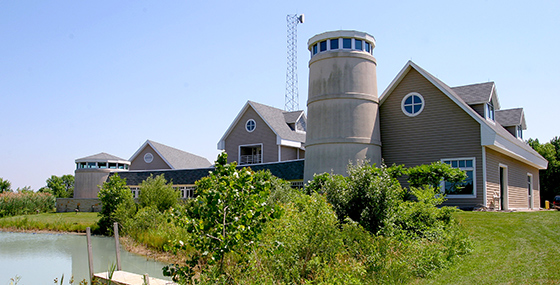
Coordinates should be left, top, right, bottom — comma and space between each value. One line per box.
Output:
76, 152, 129, 163
218, 101, 306, 150
379, 60, 547, 169
496, 108, 526, 129
451, 82, 501, 109
129, 140, 212, 169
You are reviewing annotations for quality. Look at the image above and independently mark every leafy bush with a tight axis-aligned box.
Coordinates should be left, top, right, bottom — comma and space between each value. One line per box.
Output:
167, 153, 280, 281
0, 191, 55, 217
255, 193, 345, 282
405, 161, 466, 189
314, 162, 405, 234
138, 174, 179, 212
97, 174, 135, 235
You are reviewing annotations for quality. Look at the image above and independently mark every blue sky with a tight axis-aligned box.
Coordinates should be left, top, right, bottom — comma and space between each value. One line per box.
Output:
1, 0, 558, 190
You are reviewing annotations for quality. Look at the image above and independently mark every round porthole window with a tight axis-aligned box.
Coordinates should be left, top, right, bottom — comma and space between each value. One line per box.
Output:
401, 92, 425, 117
246, 119, 256, 132
144, 153, 154, 163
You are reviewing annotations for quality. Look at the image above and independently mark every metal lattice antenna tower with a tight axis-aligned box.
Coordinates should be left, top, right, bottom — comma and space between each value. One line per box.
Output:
285, 14, 304, 112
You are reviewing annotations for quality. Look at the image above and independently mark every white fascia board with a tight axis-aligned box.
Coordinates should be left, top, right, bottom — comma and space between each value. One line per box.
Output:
491, 85, 501, 110
128, 140, 174, 169
129, 140, 150, 161
277, 136, 302, 148
484, 133, 548, 169
75, 158, 130, 164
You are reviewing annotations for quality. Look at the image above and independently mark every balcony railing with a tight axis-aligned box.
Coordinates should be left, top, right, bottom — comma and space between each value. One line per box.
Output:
240, 154, 262, 165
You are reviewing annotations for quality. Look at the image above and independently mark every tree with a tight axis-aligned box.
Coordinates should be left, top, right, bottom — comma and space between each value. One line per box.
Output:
97, 174, 135, 235
44, 175, 75, 198
529, 137, 560, 205
167, 153, 280, 281
138, 174, 179, 212
0, 178, 11, 193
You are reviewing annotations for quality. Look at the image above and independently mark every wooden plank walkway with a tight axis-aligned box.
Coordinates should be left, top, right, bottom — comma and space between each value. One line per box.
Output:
93, 271, 177, 285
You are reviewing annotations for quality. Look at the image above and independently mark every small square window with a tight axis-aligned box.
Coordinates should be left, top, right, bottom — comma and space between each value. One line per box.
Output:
355, 39, 363, 50
330, 39, 339, 50
343, 38, 352, 49
320, 41, 327, 52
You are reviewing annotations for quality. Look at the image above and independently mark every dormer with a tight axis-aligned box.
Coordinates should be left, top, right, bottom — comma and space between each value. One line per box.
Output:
451, 82, 500, 121
495, 108, 527, 140
284, 111, 307, 133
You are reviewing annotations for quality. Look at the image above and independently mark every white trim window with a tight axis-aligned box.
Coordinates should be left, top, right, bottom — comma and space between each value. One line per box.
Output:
441, 158, 476, 197
401, 92, 425, 117
246, 119, 256, 132
239, 143, 263, 165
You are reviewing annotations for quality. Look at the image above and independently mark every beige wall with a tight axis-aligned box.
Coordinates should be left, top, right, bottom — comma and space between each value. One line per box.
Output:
74, 168, 113, 198
486, 148, 540, 210
130, 144, 172, 170
224, 107, 278, 164
56, 198, 102, 212
304, 47, 381, 182
379, 68, 484, 208
280, 146, 300, 161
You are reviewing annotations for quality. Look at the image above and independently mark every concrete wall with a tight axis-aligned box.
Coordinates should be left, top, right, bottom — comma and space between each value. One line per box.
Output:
56, 198, 102, 212
74, 168, 113, 198
304, 31, 381, 182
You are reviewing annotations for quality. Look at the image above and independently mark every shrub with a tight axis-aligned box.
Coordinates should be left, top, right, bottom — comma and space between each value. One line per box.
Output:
97, 174, 135, 235
255, 193, 345, 282
405, 161, 466, 189
167, 153, 280, 281
314, 162, 405, 234
138, 174, 179, 212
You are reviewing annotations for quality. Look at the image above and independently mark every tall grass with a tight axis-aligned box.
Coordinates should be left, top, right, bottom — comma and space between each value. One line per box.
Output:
0, 192, 55, 217
0, 212, 99, 233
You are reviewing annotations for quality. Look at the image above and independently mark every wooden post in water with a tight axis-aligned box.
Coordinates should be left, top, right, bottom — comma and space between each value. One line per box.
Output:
144, 274, 151, 285
86, 227, 94, 284
113, 222, 122, 271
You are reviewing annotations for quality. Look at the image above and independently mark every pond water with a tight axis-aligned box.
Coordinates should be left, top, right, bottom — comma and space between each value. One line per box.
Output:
0, 231, 173, 284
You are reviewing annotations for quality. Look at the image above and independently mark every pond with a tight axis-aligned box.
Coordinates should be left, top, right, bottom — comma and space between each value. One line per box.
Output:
0, 231, 173, 284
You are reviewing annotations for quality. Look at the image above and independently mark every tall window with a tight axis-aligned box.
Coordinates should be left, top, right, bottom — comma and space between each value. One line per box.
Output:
486, 101, 495, 121
527, 174, 533, 209
517, 125, 523, 139
442, 158, 476, 196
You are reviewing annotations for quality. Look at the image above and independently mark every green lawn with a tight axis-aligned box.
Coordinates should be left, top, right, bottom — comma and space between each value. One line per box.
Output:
416, 211, 560, 285
0, 212, 99, 233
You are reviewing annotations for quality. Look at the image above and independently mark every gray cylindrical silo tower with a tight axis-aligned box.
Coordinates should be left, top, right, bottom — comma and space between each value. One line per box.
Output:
303, 30, 382, 182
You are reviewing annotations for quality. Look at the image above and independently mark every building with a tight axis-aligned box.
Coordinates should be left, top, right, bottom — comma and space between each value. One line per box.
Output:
217, 100, 306, 165
378, 61, 547, 210
65, 29, 548, 211
223, 30, 547, 210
